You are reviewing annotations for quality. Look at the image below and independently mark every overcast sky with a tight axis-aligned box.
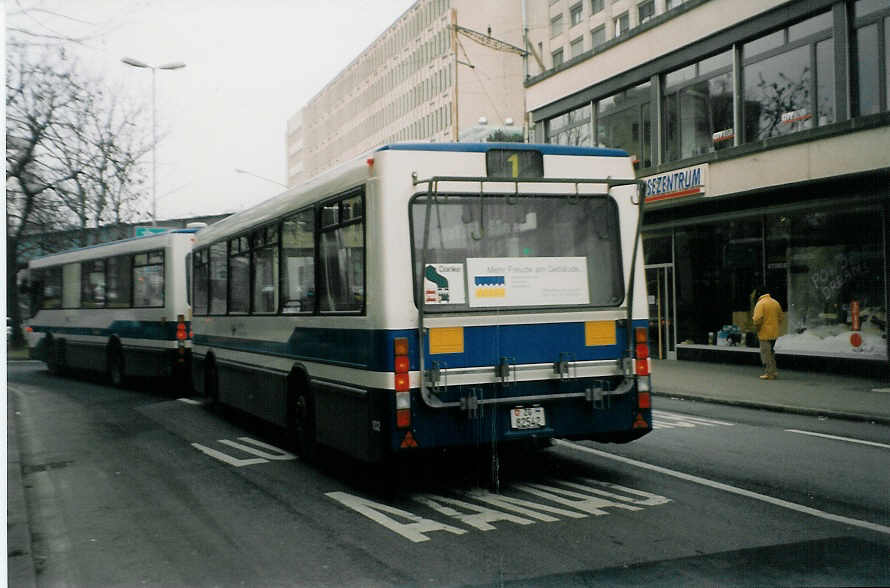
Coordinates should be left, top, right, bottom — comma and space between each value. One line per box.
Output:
8, 0, 416, 221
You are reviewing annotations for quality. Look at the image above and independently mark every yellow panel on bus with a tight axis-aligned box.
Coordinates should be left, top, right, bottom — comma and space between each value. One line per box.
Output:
429, 327, 464, 354
585, 321, 616, 346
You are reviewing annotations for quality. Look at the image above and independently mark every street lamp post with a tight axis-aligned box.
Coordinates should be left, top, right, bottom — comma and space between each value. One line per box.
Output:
121, 57, 186, 226
234, 168, 288, 189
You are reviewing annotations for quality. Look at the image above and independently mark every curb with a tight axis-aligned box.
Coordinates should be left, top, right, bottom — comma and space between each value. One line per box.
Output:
653, 390, 890, 426
7, 391, 37, 588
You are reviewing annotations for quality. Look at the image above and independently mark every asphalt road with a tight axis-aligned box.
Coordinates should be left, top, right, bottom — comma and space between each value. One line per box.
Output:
8, 361, 890, 587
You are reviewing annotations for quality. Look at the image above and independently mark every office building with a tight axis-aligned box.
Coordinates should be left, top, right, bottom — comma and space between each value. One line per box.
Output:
526, 0, 888, 371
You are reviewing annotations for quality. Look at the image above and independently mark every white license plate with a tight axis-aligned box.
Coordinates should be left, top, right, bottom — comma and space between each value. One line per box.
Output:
510, 406, 546, 430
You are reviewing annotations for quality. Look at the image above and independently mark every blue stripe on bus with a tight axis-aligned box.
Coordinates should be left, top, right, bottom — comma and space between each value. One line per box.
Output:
29, 320, 186, 340
193, 320, 647, 372
376, 142, 629, 158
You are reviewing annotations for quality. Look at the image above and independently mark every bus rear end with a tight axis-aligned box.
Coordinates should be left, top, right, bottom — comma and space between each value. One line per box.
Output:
385, 144, 652, 455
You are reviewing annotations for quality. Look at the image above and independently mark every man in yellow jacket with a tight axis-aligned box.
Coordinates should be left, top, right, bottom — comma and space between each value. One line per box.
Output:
753, 286, 783, 380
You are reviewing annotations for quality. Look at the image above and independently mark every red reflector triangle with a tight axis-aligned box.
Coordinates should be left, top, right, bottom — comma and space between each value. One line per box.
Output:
400, 431, 419, 448
632, 413, 649, 429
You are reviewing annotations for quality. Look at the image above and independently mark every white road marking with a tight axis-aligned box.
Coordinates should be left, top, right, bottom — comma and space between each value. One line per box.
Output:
191, 437, 296, 467
177, 398, 202, 405
785, 429, 890, 450
326, 479, 671, 542
191, 443, 268, 467
326, 492, 467, 543
652, 410, 736, 429
555, 439, 890, 536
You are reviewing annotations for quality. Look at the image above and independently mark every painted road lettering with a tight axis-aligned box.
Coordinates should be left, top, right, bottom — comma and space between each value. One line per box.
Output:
652, 410, 735, 430
192, 437, 296, 467
326, 492, 467, 543
326, 479, 671, 543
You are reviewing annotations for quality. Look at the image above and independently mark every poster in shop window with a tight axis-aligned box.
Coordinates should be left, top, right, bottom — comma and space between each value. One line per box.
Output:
466, 257, 589, 307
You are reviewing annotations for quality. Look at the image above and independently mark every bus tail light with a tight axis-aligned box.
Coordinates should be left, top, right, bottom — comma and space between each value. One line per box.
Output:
633, 327, 652, 404
634, 327, 650, 376
394, 337, 411, 429
176, 314, 188, 362
176, 314, 188, 341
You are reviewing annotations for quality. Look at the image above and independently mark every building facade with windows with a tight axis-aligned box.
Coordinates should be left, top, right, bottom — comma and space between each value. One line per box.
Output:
287, 0, 526, 183
526, 0, 889, 373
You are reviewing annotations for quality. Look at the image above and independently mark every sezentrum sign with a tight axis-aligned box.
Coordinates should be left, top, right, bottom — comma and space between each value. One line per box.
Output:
641, 163, 709, 203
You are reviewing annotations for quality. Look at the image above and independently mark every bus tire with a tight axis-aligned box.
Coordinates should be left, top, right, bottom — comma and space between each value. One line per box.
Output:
288, 375, 317, 461
46, 337, 65, 376
108, 346, 126, 388
204, 357, 219, 406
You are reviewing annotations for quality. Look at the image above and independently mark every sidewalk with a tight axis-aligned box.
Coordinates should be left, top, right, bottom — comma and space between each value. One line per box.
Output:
7, 385, 37, 588
652, 359, 890, 425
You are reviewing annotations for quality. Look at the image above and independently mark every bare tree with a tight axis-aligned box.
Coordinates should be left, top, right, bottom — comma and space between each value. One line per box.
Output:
6, 34, 151, 343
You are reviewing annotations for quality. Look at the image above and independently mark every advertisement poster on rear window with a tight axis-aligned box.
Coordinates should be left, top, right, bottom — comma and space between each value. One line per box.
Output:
466, 257, 589, 307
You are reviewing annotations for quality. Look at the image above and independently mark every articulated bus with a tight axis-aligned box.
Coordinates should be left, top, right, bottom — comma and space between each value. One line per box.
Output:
190, 143, 653, 464
23, 229, 197, 387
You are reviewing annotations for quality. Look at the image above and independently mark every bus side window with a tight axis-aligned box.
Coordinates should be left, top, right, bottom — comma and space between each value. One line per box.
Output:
252, 226, 279, 314
106, 255, 132, 308
228, 238, 250, 314
209, 242, 228, 314
319, 194, 364, 313
281, 209, 315, 314
193, 248, 209, 315
134, 250, 165, 308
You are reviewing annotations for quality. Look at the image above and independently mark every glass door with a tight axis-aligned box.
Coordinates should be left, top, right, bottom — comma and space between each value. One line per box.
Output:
645, 264, 676, 360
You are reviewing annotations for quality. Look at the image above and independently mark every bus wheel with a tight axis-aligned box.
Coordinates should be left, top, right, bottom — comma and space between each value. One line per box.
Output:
108, 348, 126, 388
46, 338, 65, 376
204, 359, 219, 406
291, 388, 317, 462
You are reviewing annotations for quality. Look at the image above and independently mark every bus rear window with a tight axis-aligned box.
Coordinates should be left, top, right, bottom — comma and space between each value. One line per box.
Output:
410, 194, 625, 311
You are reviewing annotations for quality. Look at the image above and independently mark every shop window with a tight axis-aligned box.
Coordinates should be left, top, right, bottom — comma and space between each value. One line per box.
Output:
663, 50, 734, 161
854, 1, 890, 116
743, 12, 833, 141
596, 82, 652, 168
643, 234, 672, 265
547, 103, 592, 146
771, 207, 886, 360
674, 220, 763, 346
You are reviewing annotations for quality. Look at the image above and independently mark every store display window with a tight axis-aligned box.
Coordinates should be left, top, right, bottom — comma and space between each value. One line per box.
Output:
770, 207, 886, 360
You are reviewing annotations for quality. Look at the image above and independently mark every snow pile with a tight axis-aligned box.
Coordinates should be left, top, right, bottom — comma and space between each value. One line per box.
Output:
775, 329, 886, 360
